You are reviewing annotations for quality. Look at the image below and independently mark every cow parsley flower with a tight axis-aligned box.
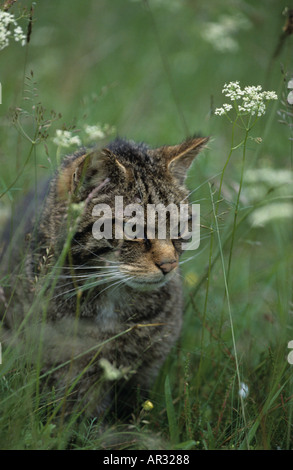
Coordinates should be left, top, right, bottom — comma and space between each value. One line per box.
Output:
215, 81, 277, 119
83, 123, 115, 142
84, 124, 105, 141
0, 23, 10, 50
222, 81, 244, 100
214, 103, 233, 116
214, 82, 278, 316
0, 10, 26, 51
201, 14, 251, 53
13, 25, 26, 46
53, 129, 81, 148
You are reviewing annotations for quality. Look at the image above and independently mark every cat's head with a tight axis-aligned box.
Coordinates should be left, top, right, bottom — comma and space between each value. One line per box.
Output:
54, 136, 208, 292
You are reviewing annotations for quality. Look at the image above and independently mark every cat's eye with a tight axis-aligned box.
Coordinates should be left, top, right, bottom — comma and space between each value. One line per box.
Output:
123, 221, 144, 240
177, 216, 192, 240
144, 234, 151, 250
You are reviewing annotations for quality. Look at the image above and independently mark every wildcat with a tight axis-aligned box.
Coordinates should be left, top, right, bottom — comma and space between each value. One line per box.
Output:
0, 136, 208, 419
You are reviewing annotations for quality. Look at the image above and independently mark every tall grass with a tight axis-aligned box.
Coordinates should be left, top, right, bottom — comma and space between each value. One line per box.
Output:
0, 0, 293, 450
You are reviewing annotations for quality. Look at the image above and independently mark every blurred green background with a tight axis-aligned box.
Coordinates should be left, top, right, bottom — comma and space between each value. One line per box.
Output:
1, 0, 292, 254
0, 0, 293, 449
1, 0, 292, 175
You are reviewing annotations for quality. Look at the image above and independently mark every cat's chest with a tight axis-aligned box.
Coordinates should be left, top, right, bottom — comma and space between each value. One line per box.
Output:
95, 299, 120, 332
93, 291, 146, 332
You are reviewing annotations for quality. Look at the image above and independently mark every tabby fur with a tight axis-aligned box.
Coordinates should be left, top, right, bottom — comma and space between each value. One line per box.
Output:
0, 136, 208, 419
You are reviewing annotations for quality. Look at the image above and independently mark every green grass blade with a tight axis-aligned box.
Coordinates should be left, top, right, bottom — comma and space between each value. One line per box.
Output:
239, 372, 289, 450
164, 375, 179, 445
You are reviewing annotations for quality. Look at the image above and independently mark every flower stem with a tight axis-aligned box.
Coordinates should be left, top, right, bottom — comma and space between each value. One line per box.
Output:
227, 128, 249, 282
209, 183, 249, 449
216, 118, 238, 214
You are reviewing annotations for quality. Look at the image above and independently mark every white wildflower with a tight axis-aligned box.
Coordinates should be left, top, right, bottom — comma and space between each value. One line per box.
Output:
202, 22, 238, 53
287, 340, 293, 365
239, 382, 249, 399
287, 91, 293, 105
215, 81, 277, 119
0, 11, 16, 27
84, 123, 115, 141
84, 124, 105, 141
223, 103, 233, 112
103, 123, 116, 135
249, 202, 293, 227
214, 107, 225, 116
201, 14, 251, 53
222, 81, 244, 100
245, 168, 293, 186
53, 129, 81, 148
0, 10, 26, 51
13, 25, 26, 46
0, 23, 11, 50
286, 79, 293, 104
214, 103, 233, 116
262, 90, 278, 101
242, 168, 293, 203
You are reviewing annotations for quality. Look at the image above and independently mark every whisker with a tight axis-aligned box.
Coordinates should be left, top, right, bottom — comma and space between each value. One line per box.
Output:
92, 274, 132, 300
57, 271, 121, 280
52, 272, 122, 300
189, 197, 209, 204
53, 271, 122, 292
72, 237, 122, 265
180, 171, 222, 203
57, 265, 120, 270
111, 276, 132, 296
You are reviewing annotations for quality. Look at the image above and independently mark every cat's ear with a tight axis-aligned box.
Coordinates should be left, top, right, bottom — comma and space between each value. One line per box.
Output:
160, 137, 209, 185
56, 152, 93, 199
56, 148, 130, 199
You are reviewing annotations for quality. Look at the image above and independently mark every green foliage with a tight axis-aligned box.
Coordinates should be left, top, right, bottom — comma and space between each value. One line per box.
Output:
164, 375, 179, 445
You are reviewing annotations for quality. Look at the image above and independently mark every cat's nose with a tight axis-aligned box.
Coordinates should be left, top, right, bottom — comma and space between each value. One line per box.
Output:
156, 259, 178, 275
